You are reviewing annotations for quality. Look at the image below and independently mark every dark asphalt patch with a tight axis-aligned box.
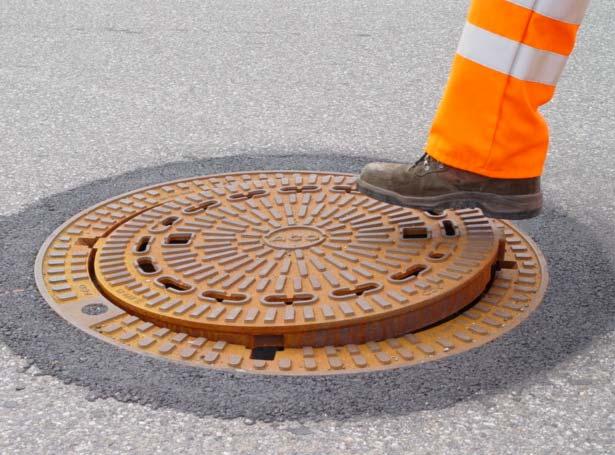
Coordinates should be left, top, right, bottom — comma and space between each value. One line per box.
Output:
1, 153, 614, 421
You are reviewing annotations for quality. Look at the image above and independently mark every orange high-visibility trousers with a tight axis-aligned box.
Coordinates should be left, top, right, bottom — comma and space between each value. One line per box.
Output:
426, 0, 590, 178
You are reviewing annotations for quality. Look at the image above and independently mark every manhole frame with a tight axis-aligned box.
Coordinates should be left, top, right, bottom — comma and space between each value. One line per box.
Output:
35, 170, 549, 376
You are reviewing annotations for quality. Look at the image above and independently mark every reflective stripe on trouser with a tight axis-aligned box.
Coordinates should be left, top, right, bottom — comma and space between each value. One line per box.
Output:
426, 0, 590, 178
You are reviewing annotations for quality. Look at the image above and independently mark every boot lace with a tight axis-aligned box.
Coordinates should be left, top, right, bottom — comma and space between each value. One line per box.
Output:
408, 154, 442, 172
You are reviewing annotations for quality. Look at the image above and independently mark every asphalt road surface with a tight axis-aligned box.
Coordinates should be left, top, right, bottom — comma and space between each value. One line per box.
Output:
1, 1, 614, 454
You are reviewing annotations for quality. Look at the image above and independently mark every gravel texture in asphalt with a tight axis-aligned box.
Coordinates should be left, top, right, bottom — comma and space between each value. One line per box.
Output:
1, 1, 614, 454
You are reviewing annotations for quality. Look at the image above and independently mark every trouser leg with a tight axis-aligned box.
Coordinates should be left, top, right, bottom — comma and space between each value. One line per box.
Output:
426, 0, 590, 178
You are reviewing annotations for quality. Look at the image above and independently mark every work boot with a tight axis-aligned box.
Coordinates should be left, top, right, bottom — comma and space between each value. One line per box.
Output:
357, 154, 542, 219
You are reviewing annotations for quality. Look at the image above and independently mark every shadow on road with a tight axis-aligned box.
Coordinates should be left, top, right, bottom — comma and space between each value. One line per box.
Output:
1, 153, 614, 421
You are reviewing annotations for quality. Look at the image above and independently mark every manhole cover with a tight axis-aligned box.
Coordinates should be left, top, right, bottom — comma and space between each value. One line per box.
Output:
35, 171, 547, 375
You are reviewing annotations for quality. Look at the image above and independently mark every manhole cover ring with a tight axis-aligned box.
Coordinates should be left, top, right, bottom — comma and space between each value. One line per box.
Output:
35, 170, 548, 375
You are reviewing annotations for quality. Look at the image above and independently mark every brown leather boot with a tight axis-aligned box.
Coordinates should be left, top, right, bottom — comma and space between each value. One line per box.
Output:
357, 154, 542, 219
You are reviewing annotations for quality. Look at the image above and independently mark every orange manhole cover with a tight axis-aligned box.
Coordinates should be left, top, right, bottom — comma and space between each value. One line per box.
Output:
35, 171, 547, 375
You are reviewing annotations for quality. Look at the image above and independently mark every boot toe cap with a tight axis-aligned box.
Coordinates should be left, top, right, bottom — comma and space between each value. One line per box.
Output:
359, 162, 400, 188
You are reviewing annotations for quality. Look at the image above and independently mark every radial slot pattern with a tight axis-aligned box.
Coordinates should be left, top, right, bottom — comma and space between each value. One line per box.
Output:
35, 171, 547, 375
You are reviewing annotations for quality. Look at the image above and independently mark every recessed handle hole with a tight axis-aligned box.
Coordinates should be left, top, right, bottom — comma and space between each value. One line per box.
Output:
183, 200, 219, 214
228, 189, 267, 201
261, 293, 317, 306
331, 185, 360, 194
279, 185, 320, 193
389, 264, 428, 282
161, 216, 180, 226
155, 276, 194, 293
200, 290, 250, 304
330, 283, 381, 299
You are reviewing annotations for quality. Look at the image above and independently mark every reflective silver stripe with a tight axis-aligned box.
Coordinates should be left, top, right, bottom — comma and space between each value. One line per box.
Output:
457, 22, 568, 86
507, 0, 590, 25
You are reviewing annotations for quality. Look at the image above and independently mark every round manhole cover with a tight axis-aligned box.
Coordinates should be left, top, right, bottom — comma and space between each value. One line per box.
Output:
35, 171, 547, 375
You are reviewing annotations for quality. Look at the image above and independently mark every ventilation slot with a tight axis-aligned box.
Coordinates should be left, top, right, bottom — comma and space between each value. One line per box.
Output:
442, 220, 457, 237
134, 235, 153, 253
136, 257, 159, 275
77, 237, 98, 248
401, 227, 429, 239
250, 346, 283, 361
149, 216, 181, 233
424, 210, 446, 219
428, 252, 446, 260
163, 233, 193, 245
497, 260, 518, 270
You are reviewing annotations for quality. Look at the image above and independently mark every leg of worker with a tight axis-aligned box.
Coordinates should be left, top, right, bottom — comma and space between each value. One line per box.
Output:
426, 0, 591, 178
358, 0, 590, 218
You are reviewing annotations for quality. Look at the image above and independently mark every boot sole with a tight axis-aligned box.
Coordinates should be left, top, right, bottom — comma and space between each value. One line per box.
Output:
356, 178, 542, 220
